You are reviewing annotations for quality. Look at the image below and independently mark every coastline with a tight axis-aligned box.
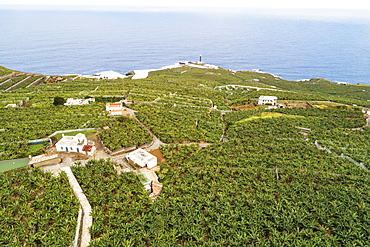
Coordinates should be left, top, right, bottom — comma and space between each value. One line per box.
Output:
80, 63, 365, 87
82, 62, 220, 80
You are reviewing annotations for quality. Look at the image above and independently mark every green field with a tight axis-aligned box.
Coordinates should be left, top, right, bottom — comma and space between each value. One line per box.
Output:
52, 129, 98, 139
0, 157, 29, 172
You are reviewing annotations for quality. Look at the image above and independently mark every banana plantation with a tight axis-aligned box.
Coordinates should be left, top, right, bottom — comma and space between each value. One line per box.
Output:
0, 65, 369, 246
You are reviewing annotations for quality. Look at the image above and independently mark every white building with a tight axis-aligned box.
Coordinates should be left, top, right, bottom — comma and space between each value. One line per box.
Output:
64, 98, 95, 106
258, 96, 278, 105
106, 102, 128, 116
362, 109, 370, 116
106, 102, 122, 112
126, 148, 157, 169
55, 133, 96, 156
106, 102, 134, 116
5, 104, 17, 108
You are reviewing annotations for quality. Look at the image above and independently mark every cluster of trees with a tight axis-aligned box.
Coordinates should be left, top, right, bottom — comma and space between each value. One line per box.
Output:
160, 143, 200, 167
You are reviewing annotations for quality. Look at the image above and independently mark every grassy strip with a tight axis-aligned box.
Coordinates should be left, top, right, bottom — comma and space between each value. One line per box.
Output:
52, 129, 98, 139
236, 112, 304, 123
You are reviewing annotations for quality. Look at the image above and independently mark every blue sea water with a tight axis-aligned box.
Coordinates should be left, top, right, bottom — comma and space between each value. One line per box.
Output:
1, 7, 370, 84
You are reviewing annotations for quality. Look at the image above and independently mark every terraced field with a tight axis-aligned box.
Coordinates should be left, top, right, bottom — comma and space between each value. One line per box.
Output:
1, 64, 369, 246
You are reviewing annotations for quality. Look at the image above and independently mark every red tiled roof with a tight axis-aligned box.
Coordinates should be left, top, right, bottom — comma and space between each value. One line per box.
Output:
82, 145, 93, 152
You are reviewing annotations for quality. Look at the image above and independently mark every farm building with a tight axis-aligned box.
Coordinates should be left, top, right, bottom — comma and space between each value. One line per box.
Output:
106, 102, 122, 112
258, 96, 277, 105
110, 109, 129, 116
106, 102, 137, 116
106, 102, 130, 116
64, 98, 95, 106
126, 148, 157, 169
55, 133, 96, 156
150, 181, 163, 199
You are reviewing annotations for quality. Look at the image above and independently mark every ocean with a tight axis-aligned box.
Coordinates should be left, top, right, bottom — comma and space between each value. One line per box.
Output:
1, 7, 370, 84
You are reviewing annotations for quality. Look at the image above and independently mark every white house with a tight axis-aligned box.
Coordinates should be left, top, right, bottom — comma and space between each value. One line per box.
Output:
64, 98, 95, 106
258, 96, 278, 105
337, 82, 348, 85
126, 148, 157, 169
55, 133, 96, 156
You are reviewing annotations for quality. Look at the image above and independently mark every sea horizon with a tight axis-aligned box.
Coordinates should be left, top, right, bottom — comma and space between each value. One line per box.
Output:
1, 7, 370, 85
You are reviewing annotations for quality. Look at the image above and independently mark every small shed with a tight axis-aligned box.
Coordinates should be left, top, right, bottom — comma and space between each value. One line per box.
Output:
150, 181, 163, 199
296, 127, 312, 136
126, 148, 157, 169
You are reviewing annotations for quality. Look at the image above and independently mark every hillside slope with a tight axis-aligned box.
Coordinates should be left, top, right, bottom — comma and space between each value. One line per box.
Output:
0, 65, 369, 246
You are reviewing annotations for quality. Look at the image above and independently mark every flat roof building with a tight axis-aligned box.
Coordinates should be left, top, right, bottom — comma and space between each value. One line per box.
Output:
258, 96, 277, 105
126, 148, 157, 169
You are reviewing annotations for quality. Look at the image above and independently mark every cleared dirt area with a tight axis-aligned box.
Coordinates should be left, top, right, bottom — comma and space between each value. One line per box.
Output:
149, 149, 167, 164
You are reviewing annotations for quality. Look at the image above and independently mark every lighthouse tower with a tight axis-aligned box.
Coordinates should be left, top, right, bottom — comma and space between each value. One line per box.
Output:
199, 54, 202, 63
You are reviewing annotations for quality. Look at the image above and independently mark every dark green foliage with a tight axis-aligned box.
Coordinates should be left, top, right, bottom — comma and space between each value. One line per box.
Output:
132, 104, 224, 143
71, 160, 151, 241
99, 117, 152, 151
84, 167, 370, 246
0, 167, 79, 246
53, 96, 66, 106
94, 96, 124, 103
